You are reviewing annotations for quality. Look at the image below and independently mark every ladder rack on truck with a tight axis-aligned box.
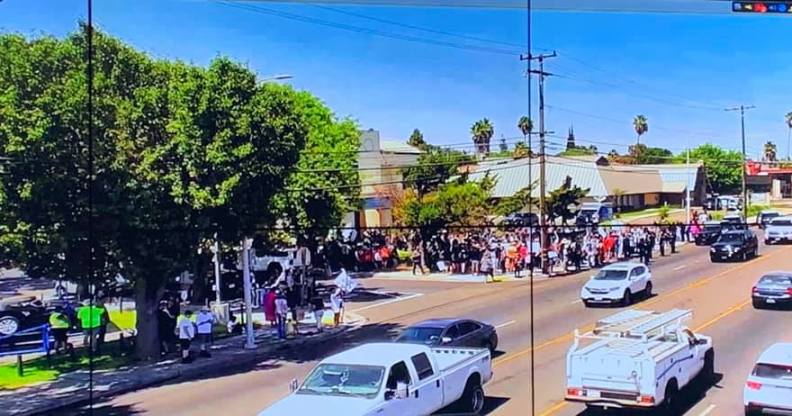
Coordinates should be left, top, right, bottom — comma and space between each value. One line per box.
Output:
573, 309, 693, 349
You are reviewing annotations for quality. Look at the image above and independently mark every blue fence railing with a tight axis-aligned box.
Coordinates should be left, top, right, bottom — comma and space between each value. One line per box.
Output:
0, 324, 50, 357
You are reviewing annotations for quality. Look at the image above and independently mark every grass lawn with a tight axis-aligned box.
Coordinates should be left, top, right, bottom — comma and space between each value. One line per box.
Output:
0, 350, 133, 390
617, 207, 674, 220
108, 309, 136, 331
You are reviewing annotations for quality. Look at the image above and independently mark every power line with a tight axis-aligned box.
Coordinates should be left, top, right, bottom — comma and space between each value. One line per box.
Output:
218, 1, 520, 56
308, 3, 526, 50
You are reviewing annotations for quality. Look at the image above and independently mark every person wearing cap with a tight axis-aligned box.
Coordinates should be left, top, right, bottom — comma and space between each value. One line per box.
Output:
195, 306, 214, 358
49, 306, 73, 355
77, 299, 104, 354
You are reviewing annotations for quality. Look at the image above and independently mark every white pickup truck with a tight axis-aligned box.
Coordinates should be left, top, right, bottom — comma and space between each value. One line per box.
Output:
258, 342, 493, 416
565, 309, 714, 411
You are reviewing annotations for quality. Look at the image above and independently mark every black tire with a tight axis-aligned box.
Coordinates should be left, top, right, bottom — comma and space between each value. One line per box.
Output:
752, 299, 764, 309
459, 378, 485, 414
663, 379, 679, 413
702, 349, 715, 383
583, 300, 591, 308
488, 333, 499, 353
0, 315, 20, 336
745, 405, 762, 416
710, 256, 718, 263
644, 281, 653, 298
621, 290, 632, 307
753, 247, 759, 258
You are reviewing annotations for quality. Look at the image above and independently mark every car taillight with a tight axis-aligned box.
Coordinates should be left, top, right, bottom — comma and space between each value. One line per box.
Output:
752, 286, 759, 293
566, 388, 586, 397
746, 380, 762, 390
787, 288, 792, 295
638, 395, 655, 405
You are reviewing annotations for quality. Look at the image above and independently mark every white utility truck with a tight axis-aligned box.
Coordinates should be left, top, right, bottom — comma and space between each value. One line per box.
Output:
565, 309, 714, 411
258, 342, 493, 416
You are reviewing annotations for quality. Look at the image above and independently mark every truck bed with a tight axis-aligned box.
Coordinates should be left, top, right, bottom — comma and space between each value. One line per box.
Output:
432, 347, 489, 372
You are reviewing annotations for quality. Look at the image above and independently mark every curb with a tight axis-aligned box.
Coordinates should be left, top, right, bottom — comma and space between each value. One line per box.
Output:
17, 321, 367, 416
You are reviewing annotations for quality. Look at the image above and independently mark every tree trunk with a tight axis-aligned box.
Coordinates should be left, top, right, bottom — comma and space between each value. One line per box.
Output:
135, 277, 164, 362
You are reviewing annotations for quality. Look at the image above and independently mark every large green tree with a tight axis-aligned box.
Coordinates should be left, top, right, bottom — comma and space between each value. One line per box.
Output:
544, 176, 589, 225
685, 144, 743, 193
270, 93, 361, 241
0, 28, 314, 360
402, 146, 472, 196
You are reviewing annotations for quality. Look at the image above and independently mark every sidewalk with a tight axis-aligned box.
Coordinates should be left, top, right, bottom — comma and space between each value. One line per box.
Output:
1, 311, 366, 416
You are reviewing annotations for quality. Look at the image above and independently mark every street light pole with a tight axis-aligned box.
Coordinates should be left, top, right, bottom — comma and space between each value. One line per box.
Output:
213, 235, 222, 305
725, 105, 755, 219
241, 237, 256, 349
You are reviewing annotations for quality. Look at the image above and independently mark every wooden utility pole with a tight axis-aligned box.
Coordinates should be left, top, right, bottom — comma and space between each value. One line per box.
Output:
528, 52, 556, 273
725, 104, 755, 219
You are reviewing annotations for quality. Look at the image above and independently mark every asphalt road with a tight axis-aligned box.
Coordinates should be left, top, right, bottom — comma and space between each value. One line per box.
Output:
76, 235, 792, 416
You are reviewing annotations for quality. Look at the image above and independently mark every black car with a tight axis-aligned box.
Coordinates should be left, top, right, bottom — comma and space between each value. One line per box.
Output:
695, 221, 722, 246
503, 213, 539, 228
710, 229, 758, 262
0, 296, 52, 337
721, 215, 748, 231
395, 318, 498, 353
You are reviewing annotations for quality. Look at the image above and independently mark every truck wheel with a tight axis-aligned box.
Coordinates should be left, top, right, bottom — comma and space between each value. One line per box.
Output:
745, 405, 762, 416
662, 380, 678, 413
460, 379, 485, 414
0, 315, 20, 336
621, 290, 632, 307
752, 299, 764, 309
703, 349, 715, 383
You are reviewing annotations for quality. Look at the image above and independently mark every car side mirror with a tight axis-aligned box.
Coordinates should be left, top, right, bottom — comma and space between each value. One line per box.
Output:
289, 378, 299, 393
695, 338, 708, 346
441, 336, 453, 344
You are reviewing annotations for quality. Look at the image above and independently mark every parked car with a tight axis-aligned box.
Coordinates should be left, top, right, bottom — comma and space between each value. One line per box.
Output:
395, 318, 498, 353
502, 212, 539, 228
764, 216, 792, 245
579, 262, 652, 307
744, 343, 792, 415
695, 221, 723, 246
757, 210, 782, 229
566, 309, 714, 411
576, 202, 614, 226
0, 296, 51, 336
710, 229, 758, 262
258, 343, 493, 416
752, 272, 792, 309
722, 213, 748, 231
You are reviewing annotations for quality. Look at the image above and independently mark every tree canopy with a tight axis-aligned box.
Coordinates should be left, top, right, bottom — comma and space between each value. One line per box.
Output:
685, 144, 742, 193
402, 146, 472, 196
0, 27, 347, 360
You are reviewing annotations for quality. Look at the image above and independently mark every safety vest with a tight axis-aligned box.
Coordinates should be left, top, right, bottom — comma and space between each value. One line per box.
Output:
77, 305, 103, 329
49, 312, 70, 329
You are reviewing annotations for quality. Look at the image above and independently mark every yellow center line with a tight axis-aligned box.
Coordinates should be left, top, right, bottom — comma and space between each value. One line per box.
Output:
537, 400, 568, 416
493, 248, 781, 368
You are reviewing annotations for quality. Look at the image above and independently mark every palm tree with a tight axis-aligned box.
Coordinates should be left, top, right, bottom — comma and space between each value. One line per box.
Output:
633, 115, 649, 145
517, 116, 533, 150
764, 141, 777, 163
785, 111, 792, 160
471, 118, 494, 155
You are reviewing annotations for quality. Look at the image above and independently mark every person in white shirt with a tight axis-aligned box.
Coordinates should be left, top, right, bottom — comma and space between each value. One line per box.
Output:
195, 307, 214, 358
330, 287, 344, 327
177, 310, 196, 363
274, 291, 289, 339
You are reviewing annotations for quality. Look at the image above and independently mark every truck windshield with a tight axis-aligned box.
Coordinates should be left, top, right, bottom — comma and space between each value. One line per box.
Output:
397, 327, 444, 344
298, 364, 385, 399
753, 363, 792, 380
593, 270, 627, 280
770, 220, 792, 226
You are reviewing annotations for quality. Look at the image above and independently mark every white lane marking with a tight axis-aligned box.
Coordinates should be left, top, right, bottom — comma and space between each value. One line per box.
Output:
697, 404, 716, 416
673, 265, 687, 271
570, 299, 583, 305
495, 320, 517, 329
349, 293, 424, 312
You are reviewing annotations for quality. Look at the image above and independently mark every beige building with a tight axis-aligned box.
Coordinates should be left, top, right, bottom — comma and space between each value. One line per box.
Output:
351, 129, 422, 227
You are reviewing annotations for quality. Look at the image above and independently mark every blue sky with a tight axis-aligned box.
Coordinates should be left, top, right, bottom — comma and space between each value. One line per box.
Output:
2, 0, 791, 158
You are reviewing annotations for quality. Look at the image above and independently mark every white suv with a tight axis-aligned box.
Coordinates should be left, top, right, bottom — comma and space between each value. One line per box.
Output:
765, 216, 792, 245
580, 262, 652, 307
745, 343, 792, 415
